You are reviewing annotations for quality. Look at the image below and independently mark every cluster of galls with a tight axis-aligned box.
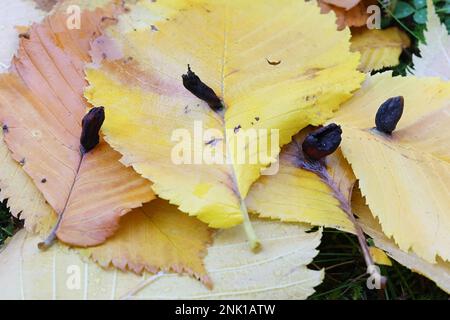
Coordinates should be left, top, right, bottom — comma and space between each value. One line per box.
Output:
302, 96, 404, 161
181, 65, 405, 161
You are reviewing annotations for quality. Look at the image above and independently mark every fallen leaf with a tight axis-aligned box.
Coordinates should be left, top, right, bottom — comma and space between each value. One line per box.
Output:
80, 199, 214, 287
332, 73, 450, 263
0, 0, 45, 72
245, 127, 384, 279
0, 132, 56, 234
318, 0, 376, 30
0, 0, 53, 233
246, 129, 355, 233
12, 182, 212, 284
246, 122, 448, 289
353, 187, 450, 293
0, 221, 323, 299
85, 0, 363, 245
0, 4, 154, 247
351, 27, 411, 72
412, 0, 450, 80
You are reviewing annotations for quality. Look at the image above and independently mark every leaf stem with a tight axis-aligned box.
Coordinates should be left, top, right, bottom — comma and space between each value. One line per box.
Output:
38, 152, 85, 250
240, 198, 261, 252
316, 165, 387, 288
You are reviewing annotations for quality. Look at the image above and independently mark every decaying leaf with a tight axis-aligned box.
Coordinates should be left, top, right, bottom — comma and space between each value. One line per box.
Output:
246, 127, 385, 280
353, 188, 450, 293
0, 0, 55, 234
246, 129, 355, 233
412, 0, 450, 80
0, 221, 323, 299
318, 0, 376, 30
0, 4, 154, 247
85, 0, 364, 247
0, 0, 45, 72
13, 187, 212, 284
80, 199, 213, 287
246, 118, 449, 288
0, 132, 56, 234
332, 73, 450, 263
351, 27, 411, 72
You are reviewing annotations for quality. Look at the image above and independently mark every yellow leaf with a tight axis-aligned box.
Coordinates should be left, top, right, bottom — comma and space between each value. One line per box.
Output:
85, 0, 363, 240
0, 221, 323, 299
246, 129, 355, 232
7, 184, 212, 284
80, 199, 213, 288
333, 73, 450, 263
369, 247, 392, 266
351, 27, 411, 72
353, 188, 450, 293
245, 122, 448, 291
0, 4, 154, 247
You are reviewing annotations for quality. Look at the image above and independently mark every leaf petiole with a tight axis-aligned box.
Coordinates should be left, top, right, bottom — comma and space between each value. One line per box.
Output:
240, 198, 261, 252
38, 154, 84, 250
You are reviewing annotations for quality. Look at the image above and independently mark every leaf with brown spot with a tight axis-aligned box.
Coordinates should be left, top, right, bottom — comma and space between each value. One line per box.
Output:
332, 73, 450, 263
0, 4, 154, 247
0, 131, 56, 234
246, 128, 355, 233
85, 0, 364, 250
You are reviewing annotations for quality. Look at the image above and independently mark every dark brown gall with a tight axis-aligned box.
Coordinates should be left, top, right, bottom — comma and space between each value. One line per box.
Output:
80, 107, 105, 154
375, 96, 404, 134
182, 65, 223, 112
302, 124, 342, 160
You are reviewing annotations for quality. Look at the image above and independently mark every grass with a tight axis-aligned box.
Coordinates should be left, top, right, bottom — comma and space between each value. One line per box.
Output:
310, 229, 448, 300
0, 200, 22, 247
379, 0, 450, 76
0, 0, 448, 301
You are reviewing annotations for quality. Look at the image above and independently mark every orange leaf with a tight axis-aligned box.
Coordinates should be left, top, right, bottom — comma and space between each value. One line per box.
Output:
81, 199, 213, 288
318, 0, 376, 30
0, 4, 154, 247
